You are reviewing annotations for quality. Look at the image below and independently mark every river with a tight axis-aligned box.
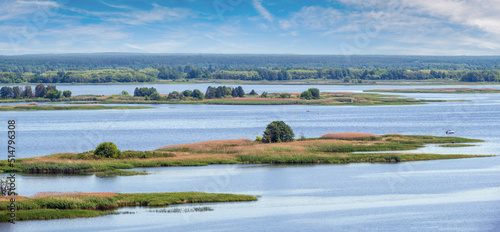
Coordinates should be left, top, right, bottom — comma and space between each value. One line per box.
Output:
1, 84, 499, 231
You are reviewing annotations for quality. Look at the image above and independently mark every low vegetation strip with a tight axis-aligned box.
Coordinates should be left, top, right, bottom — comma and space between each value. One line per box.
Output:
0, 134, 490, 177
0, 192, 257, 222
364, 88, 500, 93
0, 104, 152, 111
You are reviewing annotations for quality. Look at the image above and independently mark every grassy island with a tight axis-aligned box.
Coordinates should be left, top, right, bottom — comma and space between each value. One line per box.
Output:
96, 92, 443, 106
0, 104, 152, 111
0, 133, 490, 177
364, 88, 500, 94
0, 192, 257, 222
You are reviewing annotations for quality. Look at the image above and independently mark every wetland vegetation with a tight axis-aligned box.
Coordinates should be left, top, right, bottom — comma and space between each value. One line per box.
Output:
0, 192, 257, 222
0, 133, 489, 177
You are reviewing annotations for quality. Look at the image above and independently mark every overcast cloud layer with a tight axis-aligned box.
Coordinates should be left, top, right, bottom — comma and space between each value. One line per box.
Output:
0, 0, 499, 55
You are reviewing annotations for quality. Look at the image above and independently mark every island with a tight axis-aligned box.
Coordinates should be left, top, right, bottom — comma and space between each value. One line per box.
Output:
0, 103, 152, 111
0, 132, 489, 177
0, 192, 257, 222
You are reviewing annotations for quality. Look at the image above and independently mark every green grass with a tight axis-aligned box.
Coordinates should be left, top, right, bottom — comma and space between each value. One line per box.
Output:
236, 153, 488, 164
0, 192, 258, 222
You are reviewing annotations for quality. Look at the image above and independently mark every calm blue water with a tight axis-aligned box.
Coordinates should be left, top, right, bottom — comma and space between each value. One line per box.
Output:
1, 84, 500, 231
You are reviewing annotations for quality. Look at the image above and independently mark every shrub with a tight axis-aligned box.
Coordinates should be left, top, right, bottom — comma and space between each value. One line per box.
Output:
279, 93, 291, 98
255, 136, 262, 142
300, 90, 313, 100
62, 90, 72, 98
149, 92, 161, 100
94, 142, 121, 158
307, 88, 320, 99
262, 121, 295, 143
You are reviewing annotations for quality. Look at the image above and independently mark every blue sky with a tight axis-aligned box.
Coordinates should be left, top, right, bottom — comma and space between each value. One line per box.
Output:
1, 0, 499, 55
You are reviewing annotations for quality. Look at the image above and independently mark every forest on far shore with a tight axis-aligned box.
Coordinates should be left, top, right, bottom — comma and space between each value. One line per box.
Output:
1, 54, 499, 83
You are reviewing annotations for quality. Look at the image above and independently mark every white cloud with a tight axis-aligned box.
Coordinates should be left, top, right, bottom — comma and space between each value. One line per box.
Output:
41, 24, 129, 42
106, 4, 194, 25
339, 0, 500, 35
0, 0, 60, 21
252, 0, 274, 22
279, 6, 341, 31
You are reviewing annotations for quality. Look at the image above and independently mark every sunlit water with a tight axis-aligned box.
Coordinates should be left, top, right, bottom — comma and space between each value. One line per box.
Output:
1, 84, 500, 231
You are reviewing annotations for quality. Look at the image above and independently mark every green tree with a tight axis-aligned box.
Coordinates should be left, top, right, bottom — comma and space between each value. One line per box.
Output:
192, 89, 204, 100
35, 84, 46, 97
300, 90, 313, 100
149, 91, 161, 100
94, 142, 121, 158
249, 89, 257, 95
23, 85, 33, 98
62, 90, 72, 98
46, 90, 61, 100
262, 121, 295, 143
1, 86, 13, 98
182, 90, 193, 97
261, 91, 268, 98
236, 86, 245, 97
307, 88, 320, 99
121, 91, 129, 96
12, 86, 21, 99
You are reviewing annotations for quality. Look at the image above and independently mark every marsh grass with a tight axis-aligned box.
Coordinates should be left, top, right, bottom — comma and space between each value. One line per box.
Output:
0, 134, 491, 176
0, 192, 256, 222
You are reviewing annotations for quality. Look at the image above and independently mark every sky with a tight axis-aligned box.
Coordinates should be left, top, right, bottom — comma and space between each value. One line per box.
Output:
0, 0, 500, 55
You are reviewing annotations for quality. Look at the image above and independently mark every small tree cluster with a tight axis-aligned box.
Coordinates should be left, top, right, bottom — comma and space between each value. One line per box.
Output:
262, 121, 295, 143
205, 86, 245, 99
300, 88, 320, 100
166, 89, 204, 100
231, 86, 245, 97
0, 84, 65, 100
134, 87, 158, 97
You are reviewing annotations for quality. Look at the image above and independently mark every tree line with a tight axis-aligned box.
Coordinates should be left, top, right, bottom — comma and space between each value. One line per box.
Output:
2, 54, 500, 74
0, 84, 71, 100
131, 86, 320, 101
1, 67, 499, 84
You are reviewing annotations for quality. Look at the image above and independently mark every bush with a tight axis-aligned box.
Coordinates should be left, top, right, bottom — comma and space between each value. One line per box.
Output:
300, 90, 313, 100
308, 88, 320, 99
62, 90, 72, 98
192, 89, 204, 100
94, 142, 121, 158
255, 136, 262, 142
262, 121, 295, 143
279, 93, 291, 98
149, 92, 161, 100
